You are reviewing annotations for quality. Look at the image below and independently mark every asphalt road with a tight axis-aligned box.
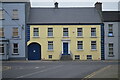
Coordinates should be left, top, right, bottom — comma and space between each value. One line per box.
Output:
2, 61, 119, 79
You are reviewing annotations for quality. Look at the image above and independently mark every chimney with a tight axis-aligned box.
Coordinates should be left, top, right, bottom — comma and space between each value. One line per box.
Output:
95, 2, 102, 11
54, 2, 58, 8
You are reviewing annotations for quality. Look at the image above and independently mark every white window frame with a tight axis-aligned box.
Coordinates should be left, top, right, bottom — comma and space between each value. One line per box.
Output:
48, 41, 53, 51
0, 27, 4, 38
48, 55, 52, 59
108, 43, 114, 56
91, 41, 97, 50
33, 28, 39, 37
87, 55, 92, 60
108, 24, 113, 36
75, 55, 80, 60
0, 44, 4, 55
12, 27, 19, 38
0, 9, 4, 20
77, 28, 83, 37
91, 28, 96, 37
77, 41, 83, 50
12, 9, 19, 20
63, 28, 69, 37
13, 43, 19, 54
48, 28, 53, 37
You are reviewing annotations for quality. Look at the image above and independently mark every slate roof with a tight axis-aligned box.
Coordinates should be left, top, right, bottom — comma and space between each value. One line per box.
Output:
103, 11, 120, 22
27, 7, 102, 24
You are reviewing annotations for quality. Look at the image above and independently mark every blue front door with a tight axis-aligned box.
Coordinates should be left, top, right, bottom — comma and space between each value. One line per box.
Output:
28, 43, 41, 60
63, 43, 68, 55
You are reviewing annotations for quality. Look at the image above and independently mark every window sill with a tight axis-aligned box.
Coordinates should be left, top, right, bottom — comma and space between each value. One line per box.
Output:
47, 50, 54, 52
63, 36, 69, 38
108, 54, 114, 57
76, 36, 83, 38
91, 49, 97, 51
0, 19, 5, 20
12, 54, 19, 55
32, 36, 40, 38
0, 37, 5, 38
47, 36, 54, 38
91, 36, 97, 38
108, 36, 114, 37
12, 36, 20, 38
0, 53, 5, 55
77, 49, 84, 51
12, 19, 19, 20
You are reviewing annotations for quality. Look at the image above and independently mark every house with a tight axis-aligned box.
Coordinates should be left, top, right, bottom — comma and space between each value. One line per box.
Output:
103, 11, 120, 60
27, 2, 104, 60
0, 0, 30, 60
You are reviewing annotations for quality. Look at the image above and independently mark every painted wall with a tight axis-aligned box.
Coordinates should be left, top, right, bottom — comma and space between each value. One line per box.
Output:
0, 3, 26, 60
104, 22, 119, 60
118, 22, 120, 60
28, 25, 101, 60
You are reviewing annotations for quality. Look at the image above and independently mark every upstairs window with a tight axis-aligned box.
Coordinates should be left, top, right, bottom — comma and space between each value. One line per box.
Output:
12, 9, 19, 20
48, 41, 53, 50
91, 28, 96, 37
0, 28, 4, 38
0, 44, 4, 54
0, 9, 4, 20
13, 27, 18, 38
77, 41, 83, 50
33, 28, 39, 37
48, 28, 53, 37
91, 41, 96, 50
13, 43, 18, 54
77, 28, 83, 37
108, 24, 113, 36
63, 28, 68, 37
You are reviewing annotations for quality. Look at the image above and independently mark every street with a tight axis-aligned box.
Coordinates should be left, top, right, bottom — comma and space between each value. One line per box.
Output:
2, 61, 120, 79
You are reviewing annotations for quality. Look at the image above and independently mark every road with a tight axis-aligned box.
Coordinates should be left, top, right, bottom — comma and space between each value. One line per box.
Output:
1, 61, 120, 79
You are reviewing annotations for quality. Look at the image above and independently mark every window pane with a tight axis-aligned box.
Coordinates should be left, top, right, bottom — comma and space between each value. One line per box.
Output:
108, 43, 113, 55
91, 28, 96, 36
0, 10, 4, 19
0, 44, 4, 53
77, 41, 83, 49
49, 55, 52, 59
48, 41, 53, 50
77, 28, 82, 36
13, 28, 18, 37
13, 43, 18, 53
87, 55, 92, 60
63, 28, 68, 36
108, 24, 113, 36
13, 9, 18, 19
48, 28, 53, 36
91, 41, 96, 49
75, 55, 80, 60
33, 28, 39, 36
0, 28, 4, 37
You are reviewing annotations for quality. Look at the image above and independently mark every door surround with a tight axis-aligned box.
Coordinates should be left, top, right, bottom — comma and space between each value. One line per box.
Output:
62, 40, 70, 55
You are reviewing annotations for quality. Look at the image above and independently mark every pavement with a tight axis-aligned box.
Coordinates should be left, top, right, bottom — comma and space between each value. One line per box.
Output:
1, 60, 120, 79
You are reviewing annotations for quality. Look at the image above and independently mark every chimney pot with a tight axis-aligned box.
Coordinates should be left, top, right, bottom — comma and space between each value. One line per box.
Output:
95, 2, 102, 11
54, 2, 58, 8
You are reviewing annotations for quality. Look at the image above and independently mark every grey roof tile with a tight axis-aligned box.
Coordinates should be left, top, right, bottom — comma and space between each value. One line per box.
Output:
28, 7, 102, 24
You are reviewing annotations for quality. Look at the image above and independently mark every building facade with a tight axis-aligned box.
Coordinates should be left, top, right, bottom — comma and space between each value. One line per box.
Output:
103, 11, 120, 60
0, 0, 30, 60
27, 2, 104, 60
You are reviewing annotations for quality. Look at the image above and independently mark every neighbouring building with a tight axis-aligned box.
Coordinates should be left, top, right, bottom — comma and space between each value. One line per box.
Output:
27, 2, 104, 60
0, 0, 30, 60
118, 1, 120, 60
103, 11, 120, 60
